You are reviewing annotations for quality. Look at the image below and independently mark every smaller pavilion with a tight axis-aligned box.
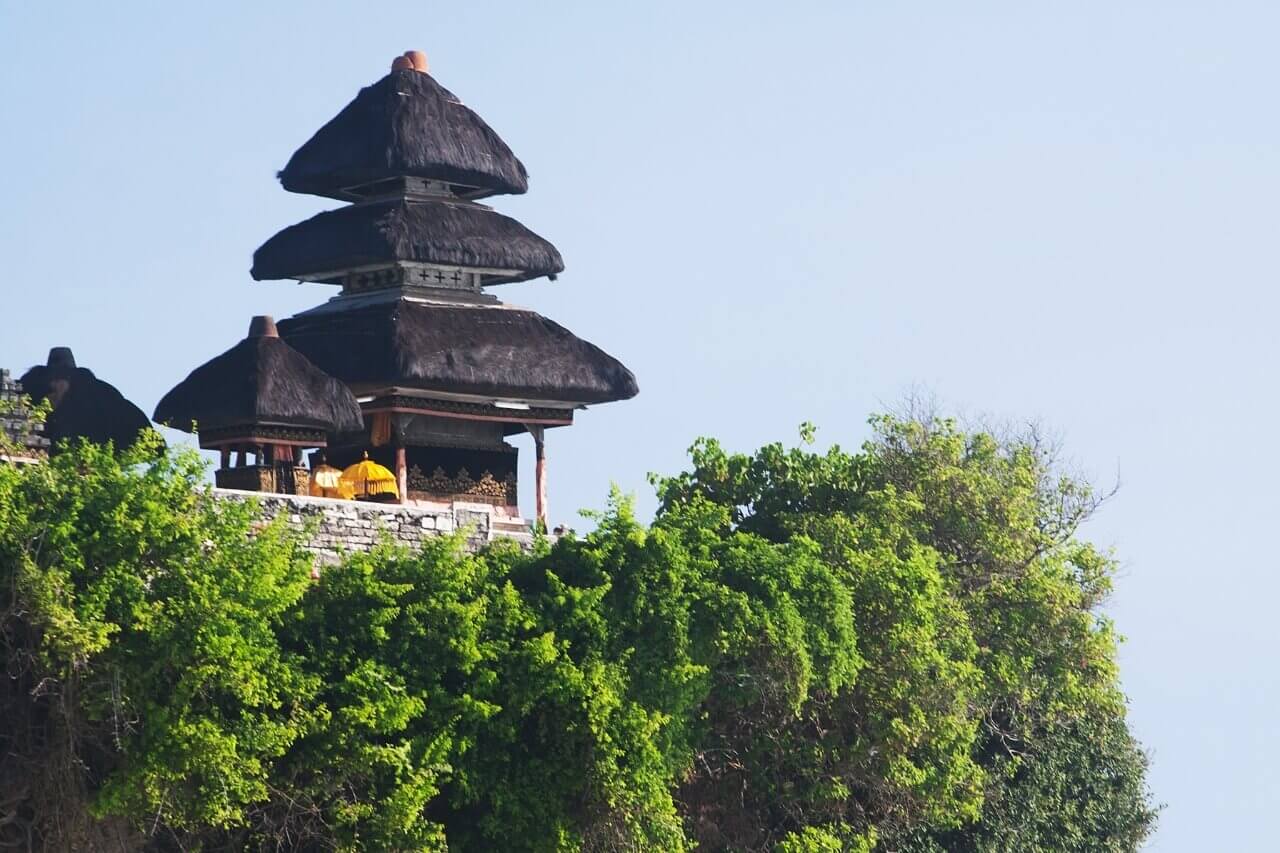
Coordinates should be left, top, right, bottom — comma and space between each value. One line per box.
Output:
153, 316, 364, 495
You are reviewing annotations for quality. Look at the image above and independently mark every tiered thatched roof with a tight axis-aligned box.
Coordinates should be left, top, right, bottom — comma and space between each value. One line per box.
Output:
251, 199, 563, 285
278, 298, 638, 405
153, 317, 364, 435
18, 348, 152, 452
279, 68, 528, 200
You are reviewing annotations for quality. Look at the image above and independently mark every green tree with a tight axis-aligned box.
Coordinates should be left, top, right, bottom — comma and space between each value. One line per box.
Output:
262, 525, 692, 852
0, 409, 1155, 851
656, 413, 1157, 849
260, 497, 858, 852
0, 433, 316, 849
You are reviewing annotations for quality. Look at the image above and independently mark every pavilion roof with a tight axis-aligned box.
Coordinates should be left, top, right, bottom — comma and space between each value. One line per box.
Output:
154, 317, 365, 436
278, 67, 528, 201
251, 198, 563, 285
277, 297, 638, 406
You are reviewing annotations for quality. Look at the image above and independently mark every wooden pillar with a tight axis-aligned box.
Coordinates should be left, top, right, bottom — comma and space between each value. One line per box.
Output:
219, 447, 230, 470
235, 448, 246, 467
395, 446, 408, 504
529, 425, 548, 530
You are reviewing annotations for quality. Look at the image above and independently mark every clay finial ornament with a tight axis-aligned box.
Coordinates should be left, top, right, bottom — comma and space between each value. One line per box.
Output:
391, 51, 428, 73
247, 315, 279, 338
405, 50, 429, 72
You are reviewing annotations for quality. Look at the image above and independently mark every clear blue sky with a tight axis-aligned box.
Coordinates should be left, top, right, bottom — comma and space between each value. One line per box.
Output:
1, 2, 1273, 848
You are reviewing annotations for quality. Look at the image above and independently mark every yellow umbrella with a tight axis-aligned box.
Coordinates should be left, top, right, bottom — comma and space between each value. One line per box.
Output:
309, 462, 354, 499
341, 451, 399, 500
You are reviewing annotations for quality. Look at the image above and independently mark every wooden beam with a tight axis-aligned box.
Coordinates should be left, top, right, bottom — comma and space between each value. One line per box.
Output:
527, 425, 547, 531
395, 446, 408, 505
362, 404, 572, 427
201, 437, 323, 449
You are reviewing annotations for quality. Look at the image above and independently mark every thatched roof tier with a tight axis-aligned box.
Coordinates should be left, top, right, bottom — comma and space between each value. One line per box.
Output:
18, 348, 152, 452
279, 69, 529, 201
153, 317, 364, 440
251, 199, 563, 285
278, 299, 638, 406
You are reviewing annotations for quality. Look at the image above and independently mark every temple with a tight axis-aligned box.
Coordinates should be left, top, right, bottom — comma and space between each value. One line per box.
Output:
165, 50, 637, 529
1, 52, 636, 534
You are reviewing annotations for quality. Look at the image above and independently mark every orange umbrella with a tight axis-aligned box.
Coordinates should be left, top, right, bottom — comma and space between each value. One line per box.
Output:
341, 451, 399, 500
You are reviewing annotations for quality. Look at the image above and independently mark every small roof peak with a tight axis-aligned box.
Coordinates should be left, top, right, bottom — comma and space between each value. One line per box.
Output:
248, 315, 279, 338
47, 347, 76, 369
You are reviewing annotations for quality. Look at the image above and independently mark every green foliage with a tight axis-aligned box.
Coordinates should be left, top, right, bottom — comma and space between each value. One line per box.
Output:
887, 713, 1155, 853
776, 824, 875, 853
0, 412, 1155, 851
656, 416, 1156, 849
0, 433, 316, 849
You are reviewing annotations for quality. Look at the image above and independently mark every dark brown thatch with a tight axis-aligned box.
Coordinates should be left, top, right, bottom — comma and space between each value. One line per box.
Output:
278, 299, 638, 405
279, 69, 528, 200
18, 348, 153, 452
251, 199, 563, 285
153, 317, 364, 435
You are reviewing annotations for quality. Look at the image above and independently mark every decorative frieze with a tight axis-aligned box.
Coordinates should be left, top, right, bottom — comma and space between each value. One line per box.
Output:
368, 395, 573, 425
200, 424, 327, 447
407, 464, 517, 505
343, 263, 485, 295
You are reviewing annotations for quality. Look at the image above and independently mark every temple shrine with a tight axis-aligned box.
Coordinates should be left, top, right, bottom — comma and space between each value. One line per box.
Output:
159, 50, 638, 529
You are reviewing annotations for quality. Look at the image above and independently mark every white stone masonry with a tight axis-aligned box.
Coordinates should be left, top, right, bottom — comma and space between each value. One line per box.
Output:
215, 489, 536, 566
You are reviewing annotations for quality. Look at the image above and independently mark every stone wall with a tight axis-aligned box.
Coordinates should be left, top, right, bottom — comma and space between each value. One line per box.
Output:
0, 369, 49, 463
216, 488, 535, 565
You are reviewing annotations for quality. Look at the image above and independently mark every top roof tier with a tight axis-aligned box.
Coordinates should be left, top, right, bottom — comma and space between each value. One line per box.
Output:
279, 55, 529, 201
